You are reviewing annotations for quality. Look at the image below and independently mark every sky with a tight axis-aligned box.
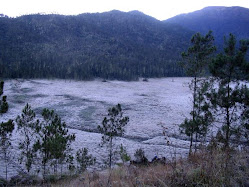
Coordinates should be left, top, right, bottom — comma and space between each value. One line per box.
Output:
0, 0, 249, 20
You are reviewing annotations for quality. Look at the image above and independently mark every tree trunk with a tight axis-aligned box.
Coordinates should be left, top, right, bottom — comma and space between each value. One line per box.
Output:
194, 133, 198, 152
225, 83, 231, 149
189, 134, 193, 155
109, 137, 113, 168
189, 76, 197, 155
5, 152, 8, 181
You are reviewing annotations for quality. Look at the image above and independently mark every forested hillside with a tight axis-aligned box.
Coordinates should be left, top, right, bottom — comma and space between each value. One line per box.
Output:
164, 6, 249, 50
1, 7, 248, 80
0, 11, 193, 80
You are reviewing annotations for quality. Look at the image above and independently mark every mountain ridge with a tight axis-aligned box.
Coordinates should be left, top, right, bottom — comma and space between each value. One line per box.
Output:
164, 6, 249, 48
0, 6, 248, 80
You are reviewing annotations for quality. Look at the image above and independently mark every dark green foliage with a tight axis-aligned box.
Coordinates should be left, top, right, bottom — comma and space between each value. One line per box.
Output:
181, 31, 216, 77
208, 34, 249, 148
98, 104, 129, 143
209, 34, 249, 81
0, 81, 8, 114
0, 12, 192, 80
180, 31, 216, 154
76, 148, 95, 173
0, 120, 14, 180
134, 148, 148, 163
0, 120, 14, 139
240, 85, 249, 143
0, 177, 7, 186
35, 109, 75, 176
119, 144, 130, 163
0, 80, 13, 180
16, 103, 41, 173
98, 104, 129, 168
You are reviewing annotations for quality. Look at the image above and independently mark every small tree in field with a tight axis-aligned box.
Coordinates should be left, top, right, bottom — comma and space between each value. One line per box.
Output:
119, 144, 130, 164
0, 81, 9, 114
180, 31, 216, 154
76, 148, 95, 173
98, 104, 129, 168
35, 109, 75, 176
16, 103, 41, 173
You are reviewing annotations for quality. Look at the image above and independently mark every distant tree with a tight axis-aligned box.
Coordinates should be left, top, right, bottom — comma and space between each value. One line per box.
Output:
98, 104, 129, 168
134, 148, 148, 163
34, 109, 75, 176
0, 80, 14, 180
180, 31, 216, 154
76, 148, 95, 173
0, 81, 8, 114
119, 144, 130, 164
209, 34, 249, 149
16, 103, 41, 173
0, 120, 14, 180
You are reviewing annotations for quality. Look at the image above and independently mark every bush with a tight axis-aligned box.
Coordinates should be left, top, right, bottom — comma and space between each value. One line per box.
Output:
0, 178, 7, 187
134, 148, 148, 164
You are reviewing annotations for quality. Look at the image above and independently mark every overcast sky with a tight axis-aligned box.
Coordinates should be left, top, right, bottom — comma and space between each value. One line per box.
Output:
1, 0, 249, 20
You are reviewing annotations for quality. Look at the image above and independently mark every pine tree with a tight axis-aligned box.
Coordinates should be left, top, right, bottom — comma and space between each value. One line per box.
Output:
209, 34, 249, 148
240, 84, 249, 144
0, 120, 14, 180
16, 103, 41, 173
180, 31, 216, 154
98, 104, 129, 168
0, 80, 14, 180
119, 144, 130, 164
76, 148, 95, 173
0, 81, 9, 114
34, 109, 75, 176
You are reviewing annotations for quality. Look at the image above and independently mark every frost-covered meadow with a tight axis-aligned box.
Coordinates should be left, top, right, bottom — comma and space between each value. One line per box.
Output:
1, 78, 194, 177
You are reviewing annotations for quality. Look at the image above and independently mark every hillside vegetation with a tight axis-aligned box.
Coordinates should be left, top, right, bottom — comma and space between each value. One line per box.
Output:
1, 7, 249, 80
0, 11, 192, 80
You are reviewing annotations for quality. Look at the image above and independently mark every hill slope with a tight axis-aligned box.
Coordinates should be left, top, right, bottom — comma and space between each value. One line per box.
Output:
0, 11, 193, 80
164, 6, 249, 49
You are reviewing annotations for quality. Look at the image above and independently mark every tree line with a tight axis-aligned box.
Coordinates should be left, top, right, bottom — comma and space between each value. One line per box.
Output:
0, 13, 190, 81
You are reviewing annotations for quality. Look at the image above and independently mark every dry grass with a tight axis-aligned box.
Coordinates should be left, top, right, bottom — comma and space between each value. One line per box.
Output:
50, 148, 249, 187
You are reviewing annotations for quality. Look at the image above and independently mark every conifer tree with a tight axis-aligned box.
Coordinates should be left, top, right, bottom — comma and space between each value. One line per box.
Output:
119, 144, 130, 164
0, 120, 14, 180
16, 103, 41, 173
35, 109, 75, 176
209, 34, 249, 148
240, 84, 249, 144
0, 81, 8, 114
76, 148, 95, 173
180, 31, 216, 154
0, 80, 14, 180
98, 104, 129, 168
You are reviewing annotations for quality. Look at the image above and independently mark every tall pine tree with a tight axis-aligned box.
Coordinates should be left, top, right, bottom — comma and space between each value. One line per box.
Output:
180, 31, 216, 154
209, 34, 249, 148
98, 104, 129, 168
16, 103, 41, 173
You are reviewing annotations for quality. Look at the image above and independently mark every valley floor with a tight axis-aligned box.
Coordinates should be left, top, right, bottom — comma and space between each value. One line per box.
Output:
1, 77, 201, 178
